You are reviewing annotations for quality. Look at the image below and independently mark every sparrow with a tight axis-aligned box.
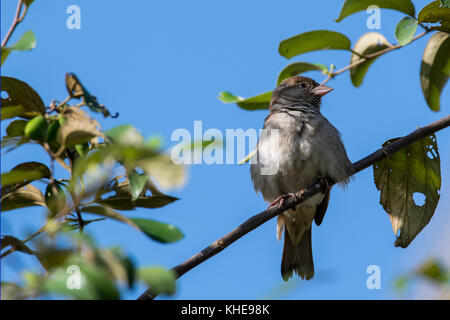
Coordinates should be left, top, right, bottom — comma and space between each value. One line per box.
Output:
250, 76, 353, 281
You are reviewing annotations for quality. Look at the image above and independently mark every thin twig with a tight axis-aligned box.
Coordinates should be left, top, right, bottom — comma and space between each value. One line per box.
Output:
321, 29, 431, 85
137, 114, 450, 300
1, 0, 26, 47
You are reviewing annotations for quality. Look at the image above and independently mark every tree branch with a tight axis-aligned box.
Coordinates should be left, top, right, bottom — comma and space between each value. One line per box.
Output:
321, 29, 431, 85
137, 114, 450, 300
1, 0, 27, 48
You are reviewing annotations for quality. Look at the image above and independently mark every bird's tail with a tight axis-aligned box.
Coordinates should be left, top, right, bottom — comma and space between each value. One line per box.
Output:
281, 227, 314, 281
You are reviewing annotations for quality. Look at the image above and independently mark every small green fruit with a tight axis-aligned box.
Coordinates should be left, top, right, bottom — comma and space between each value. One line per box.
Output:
24, 115, 48, 140
45, 183, 66, 216
46, 120, 60, 144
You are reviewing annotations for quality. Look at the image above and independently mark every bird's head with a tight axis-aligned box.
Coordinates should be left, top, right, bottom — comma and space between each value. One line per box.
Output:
270, 76, 333, 112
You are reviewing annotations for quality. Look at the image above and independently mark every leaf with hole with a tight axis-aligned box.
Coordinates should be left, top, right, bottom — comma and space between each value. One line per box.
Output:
395, 17, 419, 46
420, 32, 450, 111
350, 32, 392, 87
373, 134, 441, 248
279, 30, 351, 59
336, 0, 415, 22
1, 77, 45, 117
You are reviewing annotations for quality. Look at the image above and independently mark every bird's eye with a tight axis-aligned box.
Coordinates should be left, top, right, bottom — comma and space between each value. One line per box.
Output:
300, 83, 306, 88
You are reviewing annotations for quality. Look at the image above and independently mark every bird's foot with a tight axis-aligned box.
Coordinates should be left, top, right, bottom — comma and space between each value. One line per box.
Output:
318, 176, 332, 194
268, 193, 298, 210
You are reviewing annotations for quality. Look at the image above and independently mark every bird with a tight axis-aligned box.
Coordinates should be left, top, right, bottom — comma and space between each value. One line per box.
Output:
250, 76, 353, 281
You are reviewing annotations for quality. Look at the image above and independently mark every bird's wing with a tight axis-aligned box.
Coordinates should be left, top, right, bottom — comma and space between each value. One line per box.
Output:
314, 188, 331, 226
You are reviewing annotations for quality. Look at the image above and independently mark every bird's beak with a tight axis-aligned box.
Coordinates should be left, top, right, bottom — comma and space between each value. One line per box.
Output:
313, 85, 334, 97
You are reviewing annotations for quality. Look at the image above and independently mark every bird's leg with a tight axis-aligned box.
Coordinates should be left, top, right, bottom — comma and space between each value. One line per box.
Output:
268, 193, 298, 210
318, 176, 332, 194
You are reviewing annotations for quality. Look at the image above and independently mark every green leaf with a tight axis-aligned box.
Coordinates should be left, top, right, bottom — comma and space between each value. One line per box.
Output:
137, 154, 187, 190
415, 259, 449, 284
219, 91, 272, 110
80, 205, 140, 226
1, 161, 51, 187
10, 31, 36, 51
277, 62, 328, 85
217, 91, 242, 103
441, 0, 450, 8
128, 172, 149, 201
393, 275, 411, 292
138, 267, 176, 295
373, 135, 441, 248
350, 32, 392, 87
1, 105, 26, 120
395, 17, 419, 46
105, 124, 144, 146
130, 218, 184, 243
23, 0, 35, 7
43, 256, 120, 300
279, 30, 351, 59
420, 32, 450, 111
418, 1, 450, 25
1, 184, 46, 212
74, 143, 89, 157
6, 119, 28, 137
336, 0, 415, 22
93, 177, 178, 210
0, 136, 29, 153
1, 76, 45, 117
1, 31, 36, 66
1, 48, 11, 66
101, 248, 136, 289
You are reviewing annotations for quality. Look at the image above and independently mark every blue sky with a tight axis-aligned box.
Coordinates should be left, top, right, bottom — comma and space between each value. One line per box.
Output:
1, 0, 449, 299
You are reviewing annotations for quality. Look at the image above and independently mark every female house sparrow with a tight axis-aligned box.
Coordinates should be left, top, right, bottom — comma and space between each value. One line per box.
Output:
250, 76, 353, 281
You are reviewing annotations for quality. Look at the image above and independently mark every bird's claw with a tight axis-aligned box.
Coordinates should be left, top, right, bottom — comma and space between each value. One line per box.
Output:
268, 193, 298, 210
